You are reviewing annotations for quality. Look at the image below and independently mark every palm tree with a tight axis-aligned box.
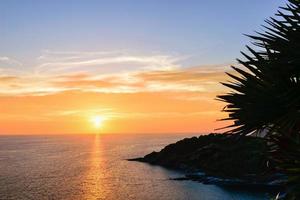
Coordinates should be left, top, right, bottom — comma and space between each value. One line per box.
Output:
217, 0, 300, 199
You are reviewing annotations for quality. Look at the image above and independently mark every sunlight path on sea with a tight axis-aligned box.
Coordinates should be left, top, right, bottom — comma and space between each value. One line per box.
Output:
0, 134, 270, 200
82, 134, 107, 200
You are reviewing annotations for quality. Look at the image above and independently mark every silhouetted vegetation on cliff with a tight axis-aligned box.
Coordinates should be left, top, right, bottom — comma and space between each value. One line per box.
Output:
132, 134, 271, 179
217, 0, 300, 198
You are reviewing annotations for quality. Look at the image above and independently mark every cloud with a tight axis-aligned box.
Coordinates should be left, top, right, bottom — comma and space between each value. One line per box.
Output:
46, 65, 229, 93
0, 67, 230, 95
0, 50, 232, 96
35, 50, 182, 75
0, 76, 19, 82
0, 56, 22, 68
0, 57, 10, 62
47, 108, 115, 117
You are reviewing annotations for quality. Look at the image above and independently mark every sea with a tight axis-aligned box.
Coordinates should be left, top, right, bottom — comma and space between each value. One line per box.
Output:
0, 134, 273, 200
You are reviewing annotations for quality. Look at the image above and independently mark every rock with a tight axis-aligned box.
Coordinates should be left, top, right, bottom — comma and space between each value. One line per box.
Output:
128, 133, 286, 191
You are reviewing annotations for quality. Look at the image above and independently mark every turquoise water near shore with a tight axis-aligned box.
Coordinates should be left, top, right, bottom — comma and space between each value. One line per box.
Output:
0, 134, 272, 200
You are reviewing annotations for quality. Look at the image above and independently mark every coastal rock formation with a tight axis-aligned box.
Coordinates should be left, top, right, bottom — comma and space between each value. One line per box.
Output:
129, 134, 286, 189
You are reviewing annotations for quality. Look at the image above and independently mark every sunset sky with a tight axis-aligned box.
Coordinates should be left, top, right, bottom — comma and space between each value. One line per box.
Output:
0, 0, 283, 134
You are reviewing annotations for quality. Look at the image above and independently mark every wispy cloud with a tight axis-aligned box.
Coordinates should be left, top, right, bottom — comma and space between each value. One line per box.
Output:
0, 50, 231, 96
0, 56, 22, 68
35, 50, 182, 75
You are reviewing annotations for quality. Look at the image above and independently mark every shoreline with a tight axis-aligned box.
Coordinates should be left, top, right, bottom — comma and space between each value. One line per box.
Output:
128, 134, 287, 193
129, 157, 285, 192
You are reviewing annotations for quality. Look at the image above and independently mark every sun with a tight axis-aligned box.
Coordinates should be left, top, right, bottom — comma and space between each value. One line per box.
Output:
91, 116, 105, 129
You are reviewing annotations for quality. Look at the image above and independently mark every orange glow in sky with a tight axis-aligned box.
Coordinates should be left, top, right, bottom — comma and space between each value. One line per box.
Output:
91, 115, 105, 129
0, 64, 231, 135
0, 0, 284, 135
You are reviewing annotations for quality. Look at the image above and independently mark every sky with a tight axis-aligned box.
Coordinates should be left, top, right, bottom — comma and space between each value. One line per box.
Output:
0, 0, 284, 134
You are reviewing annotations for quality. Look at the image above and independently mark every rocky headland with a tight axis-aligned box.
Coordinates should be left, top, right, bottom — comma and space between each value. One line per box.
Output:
128, 134, 286, 191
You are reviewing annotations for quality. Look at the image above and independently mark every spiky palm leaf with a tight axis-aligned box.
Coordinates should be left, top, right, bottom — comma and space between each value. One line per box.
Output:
217, 0, 300, 135
217, 0, 300, 199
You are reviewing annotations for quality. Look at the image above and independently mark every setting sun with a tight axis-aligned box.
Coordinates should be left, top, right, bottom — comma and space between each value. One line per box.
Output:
1, 1, 293, 199
91, 116, 105, 129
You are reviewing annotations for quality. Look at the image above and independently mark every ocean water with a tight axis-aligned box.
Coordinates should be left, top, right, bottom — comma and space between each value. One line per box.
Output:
0, 134, 272, 200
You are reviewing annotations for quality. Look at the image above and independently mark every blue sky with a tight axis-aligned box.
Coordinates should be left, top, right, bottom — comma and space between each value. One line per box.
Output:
0, 0, 284, 69
0, 0, 290, 134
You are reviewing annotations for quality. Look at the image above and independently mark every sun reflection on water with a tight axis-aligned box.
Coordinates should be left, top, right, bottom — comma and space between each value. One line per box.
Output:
83, 134, 107, 200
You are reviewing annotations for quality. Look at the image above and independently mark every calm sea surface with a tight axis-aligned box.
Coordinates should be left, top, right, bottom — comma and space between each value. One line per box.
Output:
0, 134, 272, 200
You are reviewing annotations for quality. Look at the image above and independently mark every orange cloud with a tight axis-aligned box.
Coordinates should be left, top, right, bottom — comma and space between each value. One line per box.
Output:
53, 66, 230, 93
0, 51, 234, 134
0, 76, 19, 82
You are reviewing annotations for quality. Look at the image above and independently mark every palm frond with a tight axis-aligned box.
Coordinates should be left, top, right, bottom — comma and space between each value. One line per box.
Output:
217, 0, 300, 198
